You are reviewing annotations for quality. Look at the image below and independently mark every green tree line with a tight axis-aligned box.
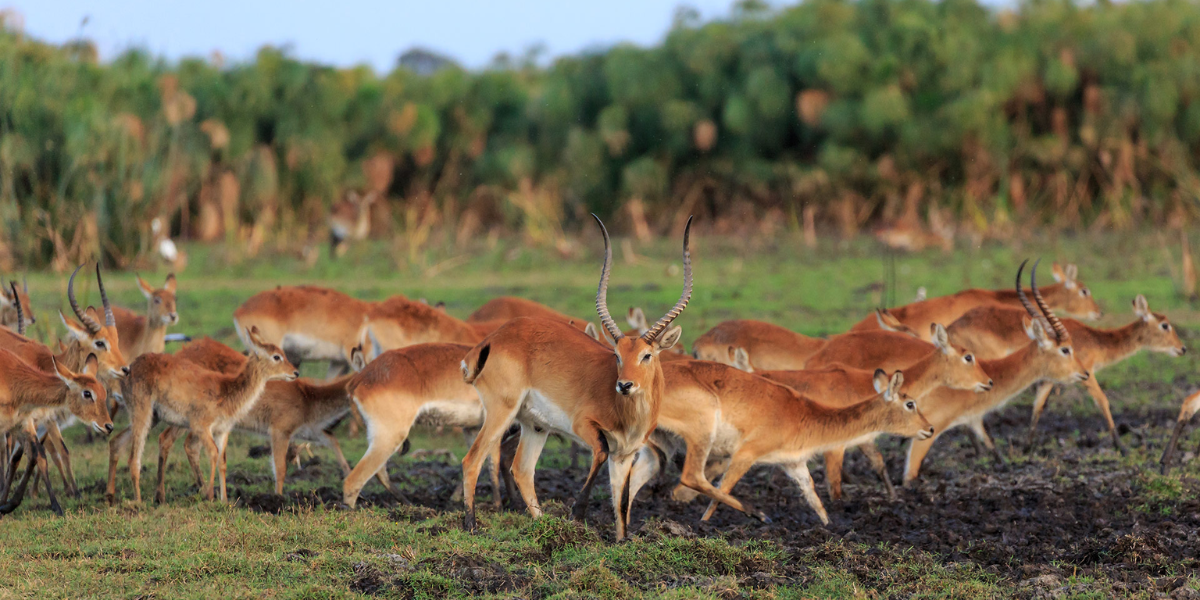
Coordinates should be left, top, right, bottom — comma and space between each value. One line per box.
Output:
3, 0, 1200, 267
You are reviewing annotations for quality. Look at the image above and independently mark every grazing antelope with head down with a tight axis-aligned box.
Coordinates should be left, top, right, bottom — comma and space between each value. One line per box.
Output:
107, 326, 298, 503
110, 273, 179, 359
947, 288, 1185, 452
847, 262, 1103, 340
459, 215, 692, 540
691, 320, 826, 371
899, 261, 1091, 483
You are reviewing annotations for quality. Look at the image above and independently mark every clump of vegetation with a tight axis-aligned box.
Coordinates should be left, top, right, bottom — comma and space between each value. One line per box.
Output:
5, 0, 1200, 269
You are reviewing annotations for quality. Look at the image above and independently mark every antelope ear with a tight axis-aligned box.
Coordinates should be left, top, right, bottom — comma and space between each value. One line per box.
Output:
888, 371, 905, 399
1133, 295, 1151, 320
82, 353, 99, 376
583, 322, 601, 342
1066, 264, 1079, 283
50, 355, 73, 383
0, 285, 11, 305
1029, 318, 1054, 349
731, 347, 753, 373
1052, 262, 1066, 283
136, 274, 155, 298
349, 344, 367, 372
164, 274, 177, 294
930, 323, 951, 354
367, 327, 384, 360
626, 307, 647, 332
873, 369, 888, 393
60, 312, 89, 340
655, 326, 683, 352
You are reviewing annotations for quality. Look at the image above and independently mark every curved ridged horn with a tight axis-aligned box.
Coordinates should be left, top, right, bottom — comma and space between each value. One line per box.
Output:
592, 214, 624, 342
643, 215, 694, 342
96, 263, 115, 327
10, 282, 24, 336
1032, 259, 1069, 342
68, 264, 102, 334
1015, 259, 1040, 320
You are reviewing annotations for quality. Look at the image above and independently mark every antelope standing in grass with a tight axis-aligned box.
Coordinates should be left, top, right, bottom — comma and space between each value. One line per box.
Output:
110, 273, 179, 359
106, 326, 298, 503
848, 262, 1103, 339
630, 366, 931, 526
0, 347, 109, 516
459, 215, 692, 540
729, 323, 992, 500
947, 290, 1185, 452
900, 262, 1091, 483
329, 190, 378, 257
0, 276, 33, 332
152, 337, 386, 502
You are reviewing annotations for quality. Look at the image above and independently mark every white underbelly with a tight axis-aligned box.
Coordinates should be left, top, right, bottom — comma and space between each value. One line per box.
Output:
516, 389, 576, 438
282, 333, 347, 364
154, 404, 191, 428
415, 399, 486, 429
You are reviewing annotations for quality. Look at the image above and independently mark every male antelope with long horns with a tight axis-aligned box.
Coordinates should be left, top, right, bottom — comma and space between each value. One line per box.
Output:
459, 214, 693, 540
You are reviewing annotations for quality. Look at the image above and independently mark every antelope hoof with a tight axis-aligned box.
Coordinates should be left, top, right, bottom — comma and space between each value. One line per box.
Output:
0, 503, 15, 515
49, 501, 64, 517
104, 493, 116, 506
154, 492, 166, 505
463, 511, 477, 532
570, 502, 588, 523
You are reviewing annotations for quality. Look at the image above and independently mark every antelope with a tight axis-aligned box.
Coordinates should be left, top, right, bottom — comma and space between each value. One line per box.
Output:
110, 273, 179, 359
900, 262, 1091, 483
847, 262, 1103, 340
329, 190, 378, 257
0, 276, 34, 331
459, 215, 692, 540
803, 329, 956, 371
0, 349, 109, 515
106, 326, 298, 503
467, 296, 590, 332
232, 285, 406, 376
692, 320, 826, 370
1161, 390, 1200, 473
0, 266, 128, 498
342, 342, 510, 509
946, 290, 1185, 451
151, 337, 385, 502
729, 323, 992, 500
629, 366, 931, 526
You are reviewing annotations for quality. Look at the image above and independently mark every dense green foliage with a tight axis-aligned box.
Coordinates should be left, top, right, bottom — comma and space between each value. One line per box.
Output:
3, 0, 1200, 266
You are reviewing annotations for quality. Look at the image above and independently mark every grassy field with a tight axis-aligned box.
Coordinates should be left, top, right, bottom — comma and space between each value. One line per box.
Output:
1, 230, 1199, 599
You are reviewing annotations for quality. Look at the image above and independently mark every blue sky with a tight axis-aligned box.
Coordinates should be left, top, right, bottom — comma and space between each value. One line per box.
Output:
9, 0, 763, 71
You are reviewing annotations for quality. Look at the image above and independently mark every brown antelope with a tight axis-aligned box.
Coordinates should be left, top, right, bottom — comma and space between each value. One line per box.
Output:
467, 296, 589, 332
233, 285, 407, 376
847, 262, 1103, 339
729, 323, 992, 500
459, 215, 692, 540
1161, 390, 1200, 473
946, 290, 1185, 451
803, 329, 955, 371
692, 320, 826, 370
151, 337, 386, 502
110, 273, 179, 359
329, 190, 378, 257
0, 349, 109, 515
0, 276, 34, 331
629, 366, 931, 526
106, 326, 298, 503
341, 342, 512, 509
900, 263, 1091, 483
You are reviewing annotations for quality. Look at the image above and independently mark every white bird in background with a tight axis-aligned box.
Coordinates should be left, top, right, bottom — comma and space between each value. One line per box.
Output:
152, 217, 185, 269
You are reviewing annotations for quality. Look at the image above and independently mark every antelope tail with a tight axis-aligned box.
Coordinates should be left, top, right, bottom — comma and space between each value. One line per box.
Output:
461, 343, 491, 384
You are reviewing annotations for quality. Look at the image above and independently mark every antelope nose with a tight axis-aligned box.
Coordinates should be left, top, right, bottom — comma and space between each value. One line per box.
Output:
122, 366, 131, 375
616, 381, 634, 395
292, 370, 300, 378
987, 379, 994, 388
1181, 346, 1188, 355
105, 423, 114, 434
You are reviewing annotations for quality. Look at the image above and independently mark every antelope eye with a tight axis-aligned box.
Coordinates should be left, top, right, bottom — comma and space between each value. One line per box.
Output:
641, 353, 652, 363
905, 401, 915, 410
273, 355, 282, 362
964, 354, 974, 364
154, 297, 162, 304
1060, 347, 1071, 356
95, 341, 106, 350
1081, 288, 1090, 296
83, 390, 93, 400
1161, 323, 1171, 331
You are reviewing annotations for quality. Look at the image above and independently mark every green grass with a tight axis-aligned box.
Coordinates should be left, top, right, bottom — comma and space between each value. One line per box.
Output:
2, 231, 1200, 598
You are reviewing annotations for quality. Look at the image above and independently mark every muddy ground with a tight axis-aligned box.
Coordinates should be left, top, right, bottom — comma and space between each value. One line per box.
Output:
231, 393, 1200, 597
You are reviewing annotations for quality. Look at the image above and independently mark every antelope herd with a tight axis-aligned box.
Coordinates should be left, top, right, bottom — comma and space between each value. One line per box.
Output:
0, 218, 1196, 543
